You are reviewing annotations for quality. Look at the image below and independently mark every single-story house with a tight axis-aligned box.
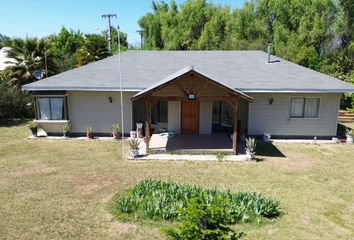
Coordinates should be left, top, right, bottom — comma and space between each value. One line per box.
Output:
23, 51, 354, 153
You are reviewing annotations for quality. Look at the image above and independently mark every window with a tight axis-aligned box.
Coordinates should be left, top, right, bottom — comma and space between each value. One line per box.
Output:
37, 97, 66, 120
290, 98, 320, 118
151, 101, 168, 123
212, 101, 233, 125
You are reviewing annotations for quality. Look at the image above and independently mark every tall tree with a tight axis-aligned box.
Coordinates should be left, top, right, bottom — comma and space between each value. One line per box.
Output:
76, 34, 109, 66
48, 27, 85, 72
4, 38, 56, 86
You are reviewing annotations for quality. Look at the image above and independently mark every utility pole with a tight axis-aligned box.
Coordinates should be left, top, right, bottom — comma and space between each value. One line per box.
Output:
136, 29, 144, 50
102, 14, 117, 55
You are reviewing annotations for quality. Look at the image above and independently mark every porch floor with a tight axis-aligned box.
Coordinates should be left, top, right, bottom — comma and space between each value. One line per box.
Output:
147, 133, 245, 154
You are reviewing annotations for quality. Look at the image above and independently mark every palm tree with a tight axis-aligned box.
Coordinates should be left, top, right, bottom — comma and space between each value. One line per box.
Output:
4, 38, 56, 86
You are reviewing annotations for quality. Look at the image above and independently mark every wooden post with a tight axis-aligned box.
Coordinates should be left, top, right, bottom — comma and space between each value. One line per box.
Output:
232, 99, 239, 154
145, 98, 151, 150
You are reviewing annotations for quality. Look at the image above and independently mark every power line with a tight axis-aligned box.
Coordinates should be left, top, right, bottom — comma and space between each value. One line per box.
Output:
101, 14, 117, 55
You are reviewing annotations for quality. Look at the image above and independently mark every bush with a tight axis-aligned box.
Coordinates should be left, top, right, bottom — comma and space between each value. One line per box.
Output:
0, 78, 34, 119
114, 179, 280, 222
163, 195, 244, 240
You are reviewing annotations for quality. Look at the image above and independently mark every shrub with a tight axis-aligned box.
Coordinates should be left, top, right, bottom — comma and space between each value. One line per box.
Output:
0, 77, 34, 119
163, 195, 244, 240
114, 179, 280, 222
86, 126, 94, 134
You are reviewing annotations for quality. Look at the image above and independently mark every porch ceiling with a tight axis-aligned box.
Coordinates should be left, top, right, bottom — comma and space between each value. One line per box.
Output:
131, 66, 253, 102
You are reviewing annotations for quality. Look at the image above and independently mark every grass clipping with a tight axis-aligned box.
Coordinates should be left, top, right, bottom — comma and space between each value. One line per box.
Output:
112, 179, 280, 223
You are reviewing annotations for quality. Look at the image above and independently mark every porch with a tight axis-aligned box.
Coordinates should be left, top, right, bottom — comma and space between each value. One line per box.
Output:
146, 132, 246, 153
131, 66, 254, 154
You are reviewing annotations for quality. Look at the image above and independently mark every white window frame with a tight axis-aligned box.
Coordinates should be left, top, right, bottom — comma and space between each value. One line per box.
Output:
290, 97, 320, 119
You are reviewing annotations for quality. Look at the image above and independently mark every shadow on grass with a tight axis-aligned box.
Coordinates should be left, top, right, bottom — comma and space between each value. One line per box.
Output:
256, 142, 285, 158
0, 119, 30, 127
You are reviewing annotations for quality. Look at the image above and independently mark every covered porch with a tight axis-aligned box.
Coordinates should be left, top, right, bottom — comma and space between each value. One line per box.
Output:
145, 133, 246, 153
131, 66, 253, 154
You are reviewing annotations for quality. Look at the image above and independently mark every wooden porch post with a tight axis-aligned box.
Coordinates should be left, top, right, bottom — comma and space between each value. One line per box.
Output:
145, 98, 151, 150
232, 98, 239, 154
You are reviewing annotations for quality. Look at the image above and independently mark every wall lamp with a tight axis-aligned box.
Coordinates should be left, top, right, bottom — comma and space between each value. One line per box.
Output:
108, 96, 113, 103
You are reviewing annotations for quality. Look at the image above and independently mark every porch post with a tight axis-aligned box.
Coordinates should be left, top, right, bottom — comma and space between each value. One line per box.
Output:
145, 98, 151, 150
232, 98, 239, 154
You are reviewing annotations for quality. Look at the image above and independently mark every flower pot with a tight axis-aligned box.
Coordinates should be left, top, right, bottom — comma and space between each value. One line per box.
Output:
87, 132, 94, 139
263, 134, 271, 143
245, 150, 255, 160
112, 133, 121, 139
347, 136, 353, 144
30, 128, 37, 137
130, 131, 136, 139
130, 149, 139, 158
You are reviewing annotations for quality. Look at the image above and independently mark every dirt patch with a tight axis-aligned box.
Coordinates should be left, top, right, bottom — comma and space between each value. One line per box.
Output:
105, 213, 138, 236
75, 178, 115, 195
9, 165, 59, 177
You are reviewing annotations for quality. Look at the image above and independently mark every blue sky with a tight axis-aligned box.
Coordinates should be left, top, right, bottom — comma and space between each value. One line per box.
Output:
0, 0, 244, 46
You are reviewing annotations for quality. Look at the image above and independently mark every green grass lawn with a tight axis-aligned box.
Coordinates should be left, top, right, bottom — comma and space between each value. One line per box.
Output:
0, 120, 353, 239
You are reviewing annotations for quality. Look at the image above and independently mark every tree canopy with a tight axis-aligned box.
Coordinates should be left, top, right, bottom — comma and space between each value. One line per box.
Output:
138, 0, 354, 109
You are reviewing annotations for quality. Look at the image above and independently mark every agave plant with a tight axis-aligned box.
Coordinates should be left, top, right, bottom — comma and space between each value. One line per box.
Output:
129, 138, 140, 150
112, 123, 121, 139
63, 122, 71, 137
245, 137, 256, 153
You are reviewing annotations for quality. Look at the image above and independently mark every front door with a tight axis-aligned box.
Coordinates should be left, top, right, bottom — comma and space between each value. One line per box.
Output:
181, 101, 200, 134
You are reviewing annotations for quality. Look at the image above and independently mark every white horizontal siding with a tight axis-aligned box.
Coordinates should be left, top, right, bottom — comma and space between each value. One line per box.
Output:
68, 91, 135, 134
248, 93, 340, 136
168, 101, 181, 133
199, 101, 212, 134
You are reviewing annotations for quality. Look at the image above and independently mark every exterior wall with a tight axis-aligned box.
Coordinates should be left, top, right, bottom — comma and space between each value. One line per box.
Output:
35, 120, 69, 134
247, 93, 340, 136
68, 91, 135, 134
199, 101, 212, 134
168, 101, 181, 133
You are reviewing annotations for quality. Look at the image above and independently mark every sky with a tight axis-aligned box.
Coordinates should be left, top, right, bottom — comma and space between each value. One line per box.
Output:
0, 0, 244, 46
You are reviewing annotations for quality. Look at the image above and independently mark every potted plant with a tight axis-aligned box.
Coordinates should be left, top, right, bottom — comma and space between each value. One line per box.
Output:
63, 123, 71, 138
28, 122, 38, 136
86, 126, 94, 139
129, 138, 140, 158
245, 137, 256, 160
346, 128, 353, 144
112, 123, 121, 139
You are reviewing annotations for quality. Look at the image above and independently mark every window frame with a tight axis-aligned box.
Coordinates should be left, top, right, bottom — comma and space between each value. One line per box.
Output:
151, 100, 168, 124
290, 97, 320, 119
35, 96, 69, 120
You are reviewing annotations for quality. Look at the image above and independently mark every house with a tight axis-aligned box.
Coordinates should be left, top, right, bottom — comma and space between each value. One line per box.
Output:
0, 47, 15, 71
22, 51, 354, 153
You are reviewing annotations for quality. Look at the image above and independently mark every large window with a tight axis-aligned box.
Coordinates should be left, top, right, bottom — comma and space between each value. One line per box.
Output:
37, 97, 67, 120
290, 98, 320, 118
151, 101, 168, 123
212, 101, 233, 132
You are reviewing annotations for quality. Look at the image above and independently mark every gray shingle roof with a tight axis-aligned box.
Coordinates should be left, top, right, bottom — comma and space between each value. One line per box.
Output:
22, 50, 354, 93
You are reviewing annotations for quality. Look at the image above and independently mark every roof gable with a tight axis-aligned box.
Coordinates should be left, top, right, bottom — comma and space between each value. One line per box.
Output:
132, 66, 253, 101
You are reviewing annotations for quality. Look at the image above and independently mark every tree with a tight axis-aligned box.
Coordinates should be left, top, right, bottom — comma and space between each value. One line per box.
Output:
0, 34, 10, 49
76, 34, 109, 66
4, 38, 57, 86
0, 73, 34, 119
48, 27, 85, 72
102, 27, 128, 53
